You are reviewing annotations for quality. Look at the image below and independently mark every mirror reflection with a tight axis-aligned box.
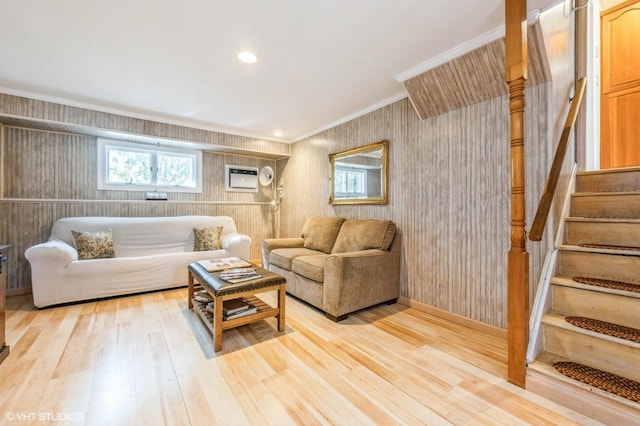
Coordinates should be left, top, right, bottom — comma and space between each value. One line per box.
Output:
329, 139, 388, 205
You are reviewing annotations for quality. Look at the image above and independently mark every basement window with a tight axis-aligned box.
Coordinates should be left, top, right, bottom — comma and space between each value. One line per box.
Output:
97, 139, 202, 193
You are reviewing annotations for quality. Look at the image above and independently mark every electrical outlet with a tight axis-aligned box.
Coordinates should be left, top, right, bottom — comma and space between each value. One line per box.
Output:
146, 191, 168, 200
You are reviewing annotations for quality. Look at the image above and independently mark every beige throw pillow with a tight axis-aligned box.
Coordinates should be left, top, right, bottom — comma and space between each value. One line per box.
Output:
194, 226, 223, 251
300, 217, 345, 254
331, 220, 396, 253
71, 229, 115, 260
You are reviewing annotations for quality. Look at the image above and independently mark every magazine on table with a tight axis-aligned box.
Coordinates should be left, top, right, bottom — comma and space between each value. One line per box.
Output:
220, 274, 262, 284
205, 299, 258, 319
218, 267, 261, 283
197, 256, 251, 272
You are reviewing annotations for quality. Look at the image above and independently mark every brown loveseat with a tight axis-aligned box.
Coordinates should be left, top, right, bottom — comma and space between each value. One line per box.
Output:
261, 217, 400, 321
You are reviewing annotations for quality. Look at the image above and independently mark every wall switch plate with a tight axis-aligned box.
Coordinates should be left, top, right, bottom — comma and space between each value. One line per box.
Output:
146, 191, 168, 200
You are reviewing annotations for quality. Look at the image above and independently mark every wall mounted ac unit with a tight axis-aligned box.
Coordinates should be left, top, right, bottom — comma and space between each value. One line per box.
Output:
225, 165, 258, 192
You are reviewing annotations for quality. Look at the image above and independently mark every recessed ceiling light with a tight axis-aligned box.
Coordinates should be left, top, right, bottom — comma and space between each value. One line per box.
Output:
238, 51, 257, 64
273, 131, 283, 137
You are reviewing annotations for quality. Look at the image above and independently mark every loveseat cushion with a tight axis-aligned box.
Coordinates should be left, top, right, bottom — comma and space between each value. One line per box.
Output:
270, 247, 324, 271
301, 217, 345, 254
331, 220, 396, 253
292, 254, 328, 283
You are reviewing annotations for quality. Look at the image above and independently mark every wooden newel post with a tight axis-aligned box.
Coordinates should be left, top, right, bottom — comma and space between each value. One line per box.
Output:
506, 0, 529, 388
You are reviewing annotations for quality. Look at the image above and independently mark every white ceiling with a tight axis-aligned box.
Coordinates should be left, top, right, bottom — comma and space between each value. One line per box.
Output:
0, 0, 561, 143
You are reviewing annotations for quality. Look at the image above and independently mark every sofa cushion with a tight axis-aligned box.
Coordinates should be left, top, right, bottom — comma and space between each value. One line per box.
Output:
71, 229, 115, 260
291, 254, 328, 283
331, 220, 396, 254
193, 226, 223, 251
270, 247, 324, 271
301, 217, 345, 254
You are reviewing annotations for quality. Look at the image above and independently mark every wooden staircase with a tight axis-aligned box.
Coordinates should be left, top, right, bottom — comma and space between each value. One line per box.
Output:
527, 167, 640, 425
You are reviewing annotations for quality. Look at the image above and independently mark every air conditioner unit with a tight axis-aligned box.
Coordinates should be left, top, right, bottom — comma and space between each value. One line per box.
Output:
225, 165, 258, 192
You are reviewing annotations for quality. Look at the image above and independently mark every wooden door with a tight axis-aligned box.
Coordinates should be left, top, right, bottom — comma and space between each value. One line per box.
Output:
601, 0, 640, 168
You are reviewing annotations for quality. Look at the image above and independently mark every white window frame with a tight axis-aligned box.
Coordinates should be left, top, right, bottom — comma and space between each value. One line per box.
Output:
97, 138, 203, 193
334, 166, 367, 198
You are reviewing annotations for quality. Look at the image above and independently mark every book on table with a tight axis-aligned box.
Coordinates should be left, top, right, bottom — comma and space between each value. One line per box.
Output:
223, 299, 251, 315
222, 299, 257, 320
197, 256, 251, 272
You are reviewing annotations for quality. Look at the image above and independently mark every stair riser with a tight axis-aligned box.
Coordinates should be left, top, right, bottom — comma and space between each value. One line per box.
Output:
543, 326, 640, 381
576, 169, 640, 193
565, 221, 640, 248
552, 285, 640, 329
557, 251, 640, 284
527, 367, 640, 424
571, 193, 640, 218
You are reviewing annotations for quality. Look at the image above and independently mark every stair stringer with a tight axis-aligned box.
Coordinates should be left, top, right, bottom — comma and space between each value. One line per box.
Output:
526, 163, 577, 364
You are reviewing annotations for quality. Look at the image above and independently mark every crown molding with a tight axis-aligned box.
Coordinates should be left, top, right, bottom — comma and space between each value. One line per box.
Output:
291, 92, 407, 143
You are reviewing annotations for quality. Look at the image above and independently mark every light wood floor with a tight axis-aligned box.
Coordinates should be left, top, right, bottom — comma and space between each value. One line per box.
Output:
0, 289, 602, 426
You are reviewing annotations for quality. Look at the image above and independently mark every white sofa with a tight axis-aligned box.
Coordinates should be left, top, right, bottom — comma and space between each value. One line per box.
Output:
24, 215, 251, 308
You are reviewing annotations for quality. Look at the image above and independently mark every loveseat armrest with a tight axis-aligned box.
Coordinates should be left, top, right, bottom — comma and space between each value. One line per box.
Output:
323, 247, 401, 319
221, 233, 252, 261
261, 237, 305, 269
24, 239, 78, 267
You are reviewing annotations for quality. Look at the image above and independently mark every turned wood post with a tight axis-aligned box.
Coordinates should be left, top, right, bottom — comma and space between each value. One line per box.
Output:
506, 0, 529, 388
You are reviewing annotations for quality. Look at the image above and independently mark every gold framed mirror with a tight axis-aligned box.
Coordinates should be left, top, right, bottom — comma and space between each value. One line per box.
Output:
329, 139, 389, 205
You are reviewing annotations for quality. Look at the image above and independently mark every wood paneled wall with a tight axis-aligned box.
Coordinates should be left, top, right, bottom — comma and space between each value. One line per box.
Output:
277, 4, 573, 329
0, 126, 282, 295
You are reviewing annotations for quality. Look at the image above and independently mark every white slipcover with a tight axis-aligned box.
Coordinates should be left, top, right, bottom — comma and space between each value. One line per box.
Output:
25, 216, 251, 307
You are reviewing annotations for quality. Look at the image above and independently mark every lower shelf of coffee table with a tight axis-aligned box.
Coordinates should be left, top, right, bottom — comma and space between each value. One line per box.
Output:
191, 294, 278, 333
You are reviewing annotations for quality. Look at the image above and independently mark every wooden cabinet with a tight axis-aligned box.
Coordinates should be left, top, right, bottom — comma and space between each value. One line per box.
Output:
600, 0, 640, 168
0, 245, 9, 364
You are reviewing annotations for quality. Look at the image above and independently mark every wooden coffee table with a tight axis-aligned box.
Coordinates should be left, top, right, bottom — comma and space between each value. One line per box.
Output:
187, 262, 286, 352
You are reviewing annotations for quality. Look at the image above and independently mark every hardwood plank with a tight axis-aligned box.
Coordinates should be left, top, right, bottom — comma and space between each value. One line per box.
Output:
215, 340, 297, 424
341, 365, 452, 425
260, 370, 328, 425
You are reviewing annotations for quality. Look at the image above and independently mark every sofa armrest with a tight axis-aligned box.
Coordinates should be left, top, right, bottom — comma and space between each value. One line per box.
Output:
221, 233, 252, 261
261, 237, 305, 269
323, 248, 401, 318
24, 239, 78, 267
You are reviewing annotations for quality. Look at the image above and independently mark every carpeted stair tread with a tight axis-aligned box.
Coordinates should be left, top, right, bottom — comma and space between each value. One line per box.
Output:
573, 276, 640, 293
554, 362, 640, 403
565, 316, 640, 343
578, 243, 640, 251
